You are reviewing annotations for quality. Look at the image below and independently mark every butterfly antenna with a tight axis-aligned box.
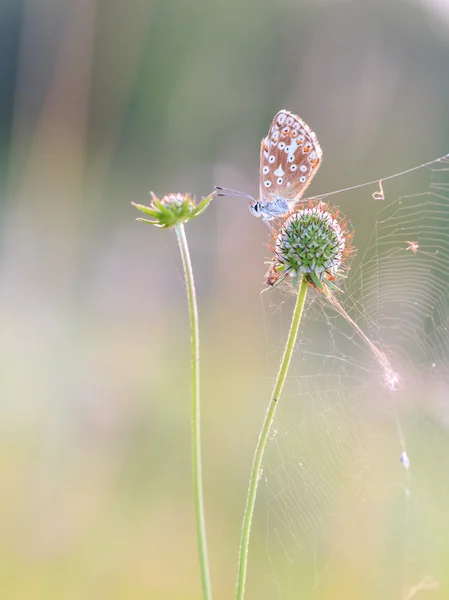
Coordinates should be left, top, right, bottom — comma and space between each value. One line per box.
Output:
214, 186, 256, 203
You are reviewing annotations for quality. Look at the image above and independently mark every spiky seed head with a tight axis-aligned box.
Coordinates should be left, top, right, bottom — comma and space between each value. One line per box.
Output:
132, 191, 214, 229
266, 200, 353, 291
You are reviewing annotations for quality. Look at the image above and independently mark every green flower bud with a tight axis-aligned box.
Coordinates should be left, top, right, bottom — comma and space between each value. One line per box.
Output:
132, 191, 214, 229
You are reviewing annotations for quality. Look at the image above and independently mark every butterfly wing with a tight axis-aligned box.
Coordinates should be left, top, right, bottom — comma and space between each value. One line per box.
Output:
259, 110, 322, 205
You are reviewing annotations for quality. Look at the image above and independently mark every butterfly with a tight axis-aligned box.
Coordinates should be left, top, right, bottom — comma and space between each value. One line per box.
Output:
216, 109, 322, 227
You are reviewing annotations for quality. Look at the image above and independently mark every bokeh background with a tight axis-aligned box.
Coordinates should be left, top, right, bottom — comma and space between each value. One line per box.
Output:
1, 0, 449, 598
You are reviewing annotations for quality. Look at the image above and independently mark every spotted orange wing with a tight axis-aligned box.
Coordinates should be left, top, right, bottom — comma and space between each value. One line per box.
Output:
259, 110, 322, 205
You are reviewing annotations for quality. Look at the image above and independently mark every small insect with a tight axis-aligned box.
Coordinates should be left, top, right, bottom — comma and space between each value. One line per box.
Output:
216, 109, 323, 227
406, 240, 419, 254
264, 262, 281, 287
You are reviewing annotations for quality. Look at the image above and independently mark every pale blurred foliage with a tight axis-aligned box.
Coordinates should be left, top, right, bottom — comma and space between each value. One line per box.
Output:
0, 0, 449, 598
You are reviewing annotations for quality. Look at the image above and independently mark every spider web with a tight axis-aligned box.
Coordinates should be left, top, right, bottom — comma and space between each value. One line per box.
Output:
257, 154, 449, 600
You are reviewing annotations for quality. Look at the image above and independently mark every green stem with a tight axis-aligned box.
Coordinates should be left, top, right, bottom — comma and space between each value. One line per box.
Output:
236, 275, 309, 600
175, 223, 212, 600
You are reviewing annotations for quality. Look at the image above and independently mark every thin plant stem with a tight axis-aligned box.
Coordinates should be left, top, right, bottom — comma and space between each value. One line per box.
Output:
175, 223, 212, 600
236, 275, 309, 600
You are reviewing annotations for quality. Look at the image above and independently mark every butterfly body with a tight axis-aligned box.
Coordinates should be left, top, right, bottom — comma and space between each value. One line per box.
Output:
216, 109, 322, 227
250, 197, 290, 221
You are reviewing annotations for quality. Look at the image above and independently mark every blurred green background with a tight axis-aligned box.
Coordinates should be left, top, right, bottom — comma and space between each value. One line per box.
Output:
1, 0, 449, 598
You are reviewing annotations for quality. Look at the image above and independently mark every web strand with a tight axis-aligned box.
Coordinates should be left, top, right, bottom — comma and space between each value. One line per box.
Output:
314, 152, 449, 201
324, 290, 400, 392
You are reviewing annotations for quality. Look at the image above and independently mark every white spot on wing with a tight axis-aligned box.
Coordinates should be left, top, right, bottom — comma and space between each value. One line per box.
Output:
274, 166, 285, 177
289, 139, 298, 154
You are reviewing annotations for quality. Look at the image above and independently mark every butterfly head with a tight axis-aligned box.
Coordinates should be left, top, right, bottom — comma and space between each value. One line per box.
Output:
249, 201, 263, 218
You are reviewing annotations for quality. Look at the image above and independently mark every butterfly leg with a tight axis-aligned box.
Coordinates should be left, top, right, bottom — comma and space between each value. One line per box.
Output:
262, 218, 275, 233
